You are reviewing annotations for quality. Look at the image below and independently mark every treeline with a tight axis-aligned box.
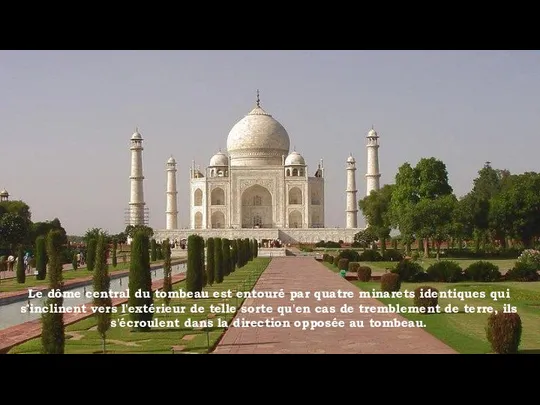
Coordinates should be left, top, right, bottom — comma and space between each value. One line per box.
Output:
186, 236, 259, 293
359, 159, 540, 258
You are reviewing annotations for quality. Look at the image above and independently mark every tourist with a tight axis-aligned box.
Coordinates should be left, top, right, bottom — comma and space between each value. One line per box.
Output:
7, 254, 15, 272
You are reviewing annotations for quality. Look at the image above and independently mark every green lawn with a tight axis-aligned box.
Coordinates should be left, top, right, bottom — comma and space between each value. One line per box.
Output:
9, 257, 271, 354
323, 260, 540, 353
0, 259, 181, 293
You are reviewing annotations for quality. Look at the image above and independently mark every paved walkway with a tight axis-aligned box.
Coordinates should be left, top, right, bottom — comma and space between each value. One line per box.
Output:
213, 257, 457, 354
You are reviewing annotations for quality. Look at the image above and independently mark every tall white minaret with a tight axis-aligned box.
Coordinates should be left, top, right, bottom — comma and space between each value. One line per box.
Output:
166, 156, 178, 230
366, 126, 381, 196
129, 128, 146, 226
346, 154, 358, 228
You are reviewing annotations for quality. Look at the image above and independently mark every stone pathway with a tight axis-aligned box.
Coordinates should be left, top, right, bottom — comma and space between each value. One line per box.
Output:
213, 257, 457, 354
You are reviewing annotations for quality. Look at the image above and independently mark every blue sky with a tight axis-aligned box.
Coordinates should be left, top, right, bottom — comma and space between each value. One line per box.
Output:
1, 50, 539, 235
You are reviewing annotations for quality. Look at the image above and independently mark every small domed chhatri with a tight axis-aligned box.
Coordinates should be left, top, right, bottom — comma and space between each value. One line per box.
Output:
131, 127, 142, 140
167, 156, 176, 164
226, 90, 290, 166
347, 154, 355, 163
209, 150, 229, 167
285, 151, 306, 166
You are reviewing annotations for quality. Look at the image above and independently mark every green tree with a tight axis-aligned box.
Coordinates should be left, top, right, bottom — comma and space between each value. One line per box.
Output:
358, 184, 394, 255
391, 158, 454, 257
490, 172, 540, 248
16, 245, 25, 284
206, 238, 215, 285
186, 235, 204, 292
40, 229, 65, 354
0, 213, 30, 248
246, 238, 253, 261
214, 237, 224, 283
0, 200, 31, 220
353, 228, 377, 248
93, 232, 111, 353
112, 240, 117, 268
222, 238, 231, 277
72, 253, 78, 270
201, 238, 207, 287
150, 238, 157, 262
86, 238, 97, 271
127, 230, 153, 331
35, 235, 47, 280
84, 228, 106, 243
162, 239, 172, 305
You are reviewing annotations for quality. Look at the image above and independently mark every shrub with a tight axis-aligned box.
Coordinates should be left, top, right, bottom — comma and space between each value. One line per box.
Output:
322, 253, 330, 262
486, 312, 522, 354
357, 266, 372, 282
464, 261, 501, 282
413, 286, 439, 311
426, 261, 464, 282
383, 249, 403, 261
315, 240, 326, 248
359, 249, 382, 262
333, 256, 340, 267
392, 259, 423, 282
516, 249, 540, 270
326, 255, 335, 264
326, 241, 341, 248
338, 258, 349, 271
381, 273, 401, 292
338, 249, 360, 262
411, 251, 420, 261
349, 262, 360, 273
505, 261, 539, 282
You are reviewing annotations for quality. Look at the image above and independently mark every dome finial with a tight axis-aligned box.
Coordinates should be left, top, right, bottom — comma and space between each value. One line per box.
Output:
256, 89, 260, 107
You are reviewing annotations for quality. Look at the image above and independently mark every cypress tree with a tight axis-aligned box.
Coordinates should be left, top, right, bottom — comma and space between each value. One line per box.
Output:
214, 237, 224, 283
157, 243, 163, 260
206, 238, 215, 285
128, 231, 154, 331
151, 238, 157, 262
246, 238, 253, 261
201, 238, 207, 287
41, 229, 65, 354
72, 253, 78, 271
236, 238, 244, 268
112, 240, 117, 268
86, 238, 97, 271
35, 235, 47, 280
230, 242, 236, 273
249, 239, 254, 261
186, 234, 203, 292
254, 238, 259, 258
93, 233, 111, 353
162, 239, 172, 305
16, 245, 25, 284
222, 238, 231, 277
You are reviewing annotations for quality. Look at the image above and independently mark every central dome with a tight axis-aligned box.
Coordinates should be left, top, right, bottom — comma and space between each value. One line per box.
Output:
226, 104, 290, 166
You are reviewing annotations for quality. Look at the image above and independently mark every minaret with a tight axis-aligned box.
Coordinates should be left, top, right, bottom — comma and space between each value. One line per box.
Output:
346, 154, 358, 228
366, 126, 381, 196
166, 156, 178, 230
129, 127, 146, 226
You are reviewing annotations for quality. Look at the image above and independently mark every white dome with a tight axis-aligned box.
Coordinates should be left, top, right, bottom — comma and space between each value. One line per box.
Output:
167, 156, 176, 164
226, 105, 290, 166
285, 151, 305, 166
0, 189, 8, 196
347, 155, 355, 163
209, 151, 229, 167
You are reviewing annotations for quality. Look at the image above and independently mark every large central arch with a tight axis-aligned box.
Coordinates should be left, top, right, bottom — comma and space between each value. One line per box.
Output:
241, 184, 273, 228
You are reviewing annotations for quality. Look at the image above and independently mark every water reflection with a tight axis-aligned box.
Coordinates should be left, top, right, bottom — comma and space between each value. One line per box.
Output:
0, 263, 186, 331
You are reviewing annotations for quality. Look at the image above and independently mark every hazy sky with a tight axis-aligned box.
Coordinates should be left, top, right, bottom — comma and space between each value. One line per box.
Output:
1, 50, 539, 235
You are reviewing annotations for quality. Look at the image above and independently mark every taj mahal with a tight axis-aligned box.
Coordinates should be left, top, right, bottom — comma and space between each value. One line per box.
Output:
127, 92, 381, 244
